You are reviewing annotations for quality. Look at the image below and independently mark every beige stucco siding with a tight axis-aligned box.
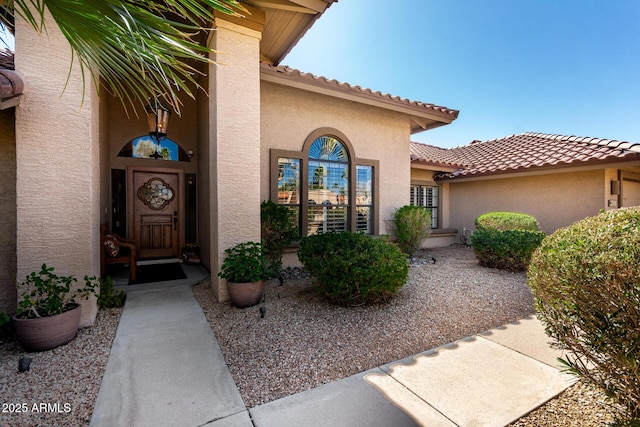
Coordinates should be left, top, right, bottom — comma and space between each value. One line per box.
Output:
0, 109, 16, 314
15, 14, 101, 325
208, 19, 262, 300
411, 168, 437, 182
448, 169, 605, 234
260, 81, 410, 234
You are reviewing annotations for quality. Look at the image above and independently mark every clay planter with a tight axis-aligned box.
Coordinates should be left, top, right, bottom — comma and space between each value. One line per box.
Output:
227, 280, 264, 308
12, 304, 82, 351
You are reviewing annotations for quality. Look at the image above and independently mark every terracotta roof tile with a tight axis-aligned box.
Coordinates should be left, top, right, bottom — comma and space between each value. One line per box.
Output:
411, 132, 640, 181
260, 63, 459, 123
409, 141, 468, 168
0, 49, 23, 105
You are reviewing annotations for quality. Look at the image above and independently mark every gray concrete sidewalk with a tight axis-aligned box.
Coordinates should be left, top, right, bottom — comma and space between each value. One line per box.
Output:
90, 265, 250, 427
249, 316, 576, 427
91, 268, 575, 427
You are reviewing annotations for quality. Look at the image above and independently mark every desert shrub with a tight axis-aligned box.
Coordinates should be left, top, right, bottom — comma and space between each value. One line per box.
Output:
528, 207, 640, 422
298, 232, 408, 305
475, 211, 540, 231
471, 212, 545, 272
471, 228, 546, 271
393, 205, 431, 257
261, 200, 299, 277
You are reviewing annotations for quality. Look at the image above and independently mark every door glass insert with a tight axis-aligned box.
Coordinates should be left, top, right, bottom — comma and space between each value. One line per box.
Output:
137, 178, 175, 210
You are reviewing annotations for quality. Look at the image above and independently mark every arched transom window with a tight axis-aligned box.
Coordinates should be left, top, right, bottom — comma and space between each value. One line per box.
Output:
308, 136, 350, 234
271, 129, 379, 237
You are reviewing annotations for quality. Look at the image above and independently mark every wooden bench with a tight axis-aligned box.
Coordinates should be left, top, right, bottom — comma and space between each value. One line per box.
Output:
100, 223, 137, 282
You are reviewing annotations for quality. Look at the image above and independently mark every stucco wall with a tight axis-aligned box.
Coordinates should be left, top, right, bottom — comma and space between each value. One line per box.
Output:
0, 109, 17, 314
260, 81, 411, 235
15, 15, 101, 326
448, 169, 605, 234
208, 19, 262, 300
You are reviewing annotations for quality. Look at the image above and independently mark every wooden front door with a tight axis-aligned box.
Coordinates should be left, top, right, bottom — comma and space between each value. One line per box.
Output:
128, 168, 183, 259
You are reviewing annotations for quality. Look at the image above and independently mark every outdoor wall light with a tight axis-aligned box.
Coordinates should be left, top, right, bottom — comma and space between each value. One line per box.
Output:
145, 97, 171, 159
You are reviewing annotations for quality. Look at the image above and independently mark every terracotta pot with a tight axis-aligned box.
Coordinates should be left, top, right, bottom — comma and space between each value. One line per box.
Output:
12, 304, 82, 352
227, 280, 264, 308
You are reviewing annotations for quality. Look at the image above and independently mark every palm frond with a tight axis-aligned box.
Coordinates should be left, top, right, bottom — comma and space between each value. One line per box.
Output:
3, 0, 248, 115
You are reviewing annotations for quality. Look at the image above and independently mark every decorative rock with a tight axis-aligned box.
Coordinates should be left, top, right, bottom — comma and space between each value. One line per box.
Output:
18, 356, 32, 372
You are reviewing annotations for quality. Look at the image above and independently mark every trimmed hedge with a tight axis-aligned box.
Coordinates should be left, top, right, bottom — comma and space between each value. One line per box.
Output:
298, 232, 408, 305
471, 228, 546, 272
528, 207, 640, 421
475, 212, 540, 231
471, 212, 545, 272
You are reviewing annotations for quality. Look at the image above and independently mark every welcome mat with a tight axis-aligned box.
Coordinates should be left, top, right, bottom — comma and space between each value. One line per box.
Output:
132, 263, 186, 285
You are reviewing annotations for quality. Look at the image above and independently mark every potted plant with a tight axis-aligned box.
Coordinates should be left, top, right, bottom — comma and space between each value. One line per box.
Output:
12, 264, 99, 351
218, 241, 267, 308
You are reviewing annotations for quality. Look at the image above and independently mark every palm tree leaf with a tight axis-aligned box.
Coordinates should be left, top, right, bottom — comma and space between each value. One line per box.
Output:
3, 0, 248, 115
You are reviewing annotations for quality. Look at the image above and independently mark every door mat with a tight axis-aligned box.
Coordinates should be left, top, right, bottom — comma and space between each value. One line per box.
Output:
132, 263, 186, 285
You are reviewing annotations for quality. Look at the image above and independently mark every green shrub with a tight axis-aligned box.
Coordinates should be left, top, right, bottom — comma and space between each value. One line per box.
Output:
528, 207, 640, 422
471, 228, 546, 272
97, 277, 126, 308
298, 232, 408, 305
471, 211, 545, 272
261, 200, 299, 277
475, 211, 540, 231
394, 205, 431, 257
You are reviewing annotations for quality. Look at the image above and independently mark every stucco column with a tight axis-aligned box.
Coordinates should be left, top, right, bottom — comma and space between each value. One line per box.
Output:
14, 16, 100, 326
208, 13, 264, 300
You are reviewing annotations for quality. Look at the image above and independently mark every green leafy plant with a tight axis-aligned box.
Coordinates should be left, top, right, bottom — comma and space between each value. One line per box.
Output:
471, 228, 546, 272
528, 207, 640, 423
298, 232, 408, 305
218, 242, 267, 283
0, 312, 9, 327
261, 200, 299, 277
393, 205, 431, 257
471, 212, 545, 272
97, 277, 126, 308
16, 264, 99, 319
475, 211, 540, 231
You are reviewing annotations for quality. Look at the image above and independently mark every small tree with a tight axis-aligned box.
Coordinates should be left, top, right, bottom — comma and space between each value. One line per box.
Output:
393, 205, 431, 257
260, 200, 299, 278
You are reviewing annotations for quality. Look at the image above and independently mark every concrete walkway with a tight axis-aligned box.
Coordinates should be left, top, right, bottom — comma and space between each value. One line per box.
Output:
91, 269, 576, 427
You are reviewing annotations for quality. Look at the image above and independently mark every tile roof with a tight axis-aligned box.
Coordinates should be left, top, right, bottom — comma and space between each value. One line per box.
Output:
411, 132, 640, 181
260, 63, 459, 128
410, 141, 468, 169
0, 49, 23, 108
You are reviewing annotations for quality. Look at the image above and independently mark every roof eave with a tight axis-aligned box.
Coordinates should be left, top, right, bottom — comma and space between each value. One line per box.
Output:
260, 65, 459, 125
411, 160, 461, 172
0, 95, 21, 110
436, 154, 640, 182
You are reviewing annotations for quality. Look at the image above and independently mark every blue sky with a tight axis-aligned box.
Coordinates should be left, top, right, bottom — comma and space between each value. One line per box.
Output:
284, 0, 640, 147
3, 2, 639, 148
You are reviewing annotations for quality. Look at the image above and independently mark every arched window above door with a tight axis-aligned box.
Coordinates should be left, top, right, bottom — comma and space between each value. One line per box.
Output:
118, 136, 191, 162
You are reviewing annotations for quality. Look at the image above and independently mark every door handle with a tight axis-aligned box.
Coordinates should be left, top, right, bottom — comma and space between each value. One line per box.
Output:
173, 211, 178, 231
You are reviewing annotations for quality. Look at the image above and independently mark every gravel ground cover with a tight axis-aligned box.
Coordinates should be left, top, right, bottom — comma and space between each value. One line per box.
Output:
0, 307, 122, 427
193, 245, 536, 408
194, 245, 623, 425
0, 246, 622, 425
